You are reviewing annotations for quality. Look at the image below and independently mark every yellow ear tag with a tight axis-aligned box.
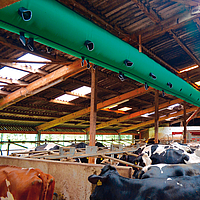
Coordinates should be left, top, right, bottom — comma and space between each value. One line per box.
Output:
97, 179, 102, 186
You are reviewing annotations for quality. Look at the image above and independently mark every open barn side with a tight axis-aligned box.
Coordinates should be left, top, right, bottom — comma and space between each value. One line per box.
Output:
0, 156, 132, 200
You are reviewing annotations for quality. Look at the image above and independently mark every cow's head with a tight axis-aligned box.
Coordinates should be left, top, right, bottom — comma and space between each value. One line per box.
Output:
88, 165, 118, 200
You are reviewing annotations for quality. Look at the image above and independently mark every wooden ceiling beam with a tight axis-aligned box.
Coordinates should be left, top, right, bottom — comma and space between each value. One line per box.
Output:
0, 60, 86, 110
131, 0, 161, 24
140, 12, 200, 43
171, 0, 199, 6
0, 33, 71, 62
94, 98, 183, 130
186, 107, 200, 124
0, 62, 48, 76
36, 86, 154, 131
0, 58, 72, 65
170, 30, 200, 67
0, 77, 28, 86
57, 0, 136, 40
118, 106, 197, 133
0, 90, 10, 96
0, 0, 21, 9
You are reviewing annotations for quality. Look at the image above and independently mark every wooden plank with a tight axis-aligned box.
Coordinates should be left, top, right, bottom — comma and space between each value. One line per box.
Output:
170, 30, 200, 68
118, 107, 197, 133
101, 155, 143, 169
155, 90, 159, 144
186, 107, 200, 124
0, 0, 21, 9
89, 67, 97, 164
0, 60, 85, 110
37, 86, 153, 131
183, 102, 187, 143
96, 98, 183, 130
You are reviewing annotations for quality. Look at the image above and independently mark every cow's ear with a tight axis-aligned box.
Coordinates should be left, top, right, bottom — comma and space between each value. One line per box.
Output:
88, 174, 108, 184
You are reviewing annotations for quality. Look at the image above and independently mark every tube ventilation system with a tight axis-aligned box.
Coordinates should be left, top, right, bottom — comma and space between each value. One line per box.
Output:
0, 0, 200, 106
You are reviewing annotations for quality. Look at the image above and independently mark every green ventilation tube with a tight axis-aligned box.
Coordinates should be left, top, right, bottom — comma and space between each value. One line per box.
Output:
0, 0, 200, 106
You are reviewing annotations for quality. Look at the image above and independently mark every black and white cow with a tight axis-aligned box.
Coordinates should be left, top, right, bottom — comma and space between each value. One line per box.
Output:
73, 142, 105, 164
129, 143, 200, 167
35, 143, 60, 151
88, 164, 200, 200
136, 163, 200, 179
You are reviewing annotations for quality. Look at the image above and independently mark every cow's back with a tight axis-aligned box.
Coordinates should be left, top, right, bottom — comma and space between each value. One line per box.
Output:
0, 165, 55, 200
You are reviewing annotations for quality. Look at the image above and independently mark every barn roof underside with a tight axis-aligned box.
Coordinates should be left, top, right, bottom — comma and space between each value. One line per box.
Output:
1, 0, 200, 135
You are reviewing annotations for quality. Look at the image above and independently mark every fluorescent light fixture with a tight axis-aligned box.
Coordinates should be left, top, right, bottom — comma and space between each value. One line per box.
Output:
179, 65, 198, 73
71, 86, 91, 95
55, 94, 78, 102
18, 53, 50, 69
118, 107, 132, 112
195, 81, 200, 86
167, 103, 180, 110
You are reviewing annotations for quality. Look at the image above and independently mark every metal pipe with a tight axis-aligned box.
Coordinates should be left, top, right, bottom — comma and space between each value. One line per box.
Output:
0, 0, 200, 107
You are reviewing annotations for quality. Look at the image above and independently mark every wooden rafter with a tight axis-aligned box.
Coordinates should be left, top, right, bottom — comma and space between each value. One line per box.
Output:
0, 62, 48, 76
131, 0, 161, 24
0, 34, 72, 63
0, 90, 9, 96
94, 98, 183, 131
0, 60, 86, 109
186, 107, 200, 124
0, 0, 21, 9
0, 77, 28, 86
140, 12, 200, 43
58, 0, 178, 76
171, 0, 199, 6
0, 58, 71, 65
170, 30, 200, 67
118, 106, 197, 133
36, 86, 154, 131
57, 0, 134, 40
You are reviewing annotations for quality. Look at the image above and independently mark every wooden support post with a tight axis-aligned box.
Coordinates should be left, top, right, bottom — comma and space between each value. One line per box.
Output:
89, 67, 97, 164
132, 135, 135, 145
155, 90, 159, 143
183, 101, 187, 143
37, 131, 41, 146
139, 35, 142, 53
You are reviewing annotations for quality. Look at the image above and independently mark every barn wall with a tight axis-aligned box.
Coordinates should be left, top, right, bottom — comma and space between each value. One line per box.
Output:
149, 126, 200, 141
0, 156, 132, 200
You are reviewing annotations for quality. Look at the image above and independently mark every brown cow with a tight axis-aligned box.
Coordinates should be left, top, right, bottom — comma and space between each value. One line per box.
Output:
0, 165, 55, 200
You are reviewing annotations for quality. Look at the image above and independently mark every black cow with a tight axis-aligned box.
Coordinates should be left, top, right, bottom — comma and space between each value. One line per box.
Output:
88, 164, 200, 200
136, 163, 200, 179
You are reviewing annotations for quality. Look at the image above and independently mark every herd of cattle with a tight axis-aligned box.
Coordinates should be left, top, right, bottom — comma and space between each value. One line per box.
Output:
89, 142, 200, 200
3, 141, 200, 199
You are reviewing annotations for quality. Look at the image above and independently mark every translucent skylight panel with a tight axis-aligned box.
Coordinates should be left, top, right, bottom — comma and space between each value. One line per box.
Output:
167, 103, 180, 110
71, 86, 91, 95
0, 67, 28, 80
0, 83, 7, 89
118, 107, 132, 112
18, 53, 50, 69
55, 94, 78, 102
141, 111, 155, 117
195, 81, 200, 86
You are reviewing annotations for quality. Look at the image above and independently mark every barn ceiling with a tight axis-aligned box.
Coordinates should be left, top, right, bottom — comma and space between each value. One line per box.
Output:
0, 0, 200, 135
